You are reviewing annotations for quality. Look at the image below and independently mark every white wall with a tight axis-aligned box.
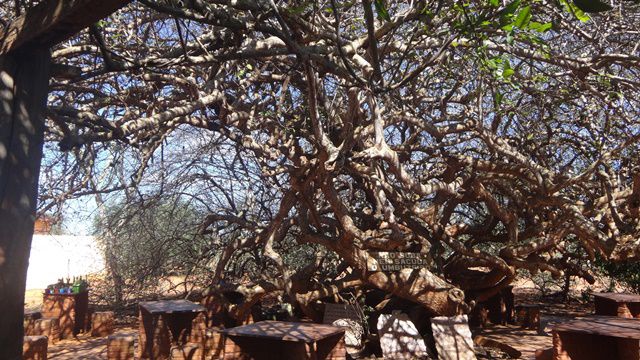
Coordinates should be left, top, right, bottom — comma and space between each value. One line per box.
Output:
26, 235, 105, 290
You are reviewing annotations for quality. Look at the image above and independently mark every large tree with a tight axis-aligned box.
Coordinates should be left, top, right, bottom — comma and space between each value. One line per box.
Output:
4, 0, 640, 322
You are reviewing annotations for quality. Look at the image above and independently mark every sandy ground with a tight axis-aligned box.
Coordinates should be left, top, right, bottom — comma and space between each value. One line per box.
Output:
478, 316, 562, 359
48, 327, 137, 359
25, 289, 44, 312
478, 290, 596, 359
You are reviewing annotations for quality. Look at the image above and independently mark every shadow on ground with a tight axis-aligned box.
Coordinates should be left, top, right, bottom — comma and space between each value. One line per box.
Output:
48, 327, 137, 359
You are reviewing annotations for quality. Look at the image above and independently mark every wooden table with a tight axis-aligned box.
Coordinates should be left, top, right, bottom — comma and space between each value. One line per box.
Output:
41, 292, 88, 338
138, 300, 206, 359
552, 316, 640, 360
222, 320, 346, 360
593, 292, 640, 318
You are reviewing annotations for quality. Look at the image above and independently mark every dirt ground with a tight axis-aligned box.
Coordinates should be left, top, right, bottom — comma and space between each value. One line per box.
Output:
48, 327, 137, 359
477, 288, 595, 360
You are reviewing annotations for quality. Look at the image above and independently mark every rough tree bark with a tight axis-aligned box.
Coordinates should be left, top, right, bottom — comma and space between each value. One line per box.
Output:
0, 46, 51, 359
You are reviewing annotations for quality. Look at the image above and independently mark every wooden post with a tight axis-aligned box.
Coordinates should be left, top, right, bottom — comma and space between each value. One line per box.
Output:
0, 45, 51, 359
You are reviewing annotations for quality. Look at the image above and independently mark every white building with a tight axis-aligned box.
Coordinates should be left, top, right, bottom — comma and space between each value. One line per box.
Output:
26, 234, 105, 290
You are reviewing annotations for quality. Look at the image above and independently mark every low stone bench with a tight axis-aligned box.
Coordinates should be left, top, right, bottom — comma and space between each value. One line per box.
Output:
107, 334, 135, 360
23, 335, 48, 360
91, 311, 115, 337
33, 318, 60, 345
24, 311, 43, 336
170, 343, 202, 360
516, 304, 541, 330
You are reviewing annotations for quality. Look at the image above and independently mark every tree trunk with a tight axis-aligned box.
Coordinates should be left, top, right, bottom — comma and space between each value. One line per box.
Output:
0, 46, 51, 359
562, 273, 571, 302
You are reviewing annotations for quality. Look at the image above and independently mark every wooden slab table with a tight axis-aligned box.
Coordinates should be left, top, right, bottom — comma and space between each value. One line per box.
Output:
222, 320, 346, 360
552, 315, 640, 360
593, 292, 640, 318
138, 300, 206, 359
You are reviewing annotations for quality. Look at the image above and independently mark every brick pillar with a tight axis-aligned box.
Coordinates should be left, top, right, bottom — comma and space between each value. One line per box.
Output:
24, 311, 42, 336
107, 334, 135, 360
22, 335, 48, 360
33, 318, 60, 345
202, 328, 224, 359
91, 311, 115, 337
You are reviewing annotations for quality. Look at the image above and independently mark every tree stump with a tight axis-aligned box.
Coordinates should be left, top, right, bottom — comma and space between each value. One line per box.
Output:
22, 335, 48, 360
33, 318, 60, 345
107, 334, 135, 360
91, 311, 115, 337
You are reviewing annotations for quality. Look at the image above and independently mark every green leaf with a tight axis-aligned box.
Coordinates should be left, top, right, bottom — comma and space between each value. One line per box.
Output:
374, 0, 391, 21
490, 0, 500, 6
494, 91, 504, 107
573, 0, 613, 13
506, 31, 515, 45
514, 6, 531, 29
486, 58, 499, 69
503, 68, 515, 79
497, 0, 521, 29
499, 0, 522, 16
528, 21, 553, 32
501, 23, 514, 31
561, 0, 591, 22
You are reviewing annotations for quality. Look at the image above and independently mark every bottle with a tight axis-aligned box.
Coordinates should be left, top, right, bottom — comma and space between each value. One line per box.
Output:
72, 277, 80, 294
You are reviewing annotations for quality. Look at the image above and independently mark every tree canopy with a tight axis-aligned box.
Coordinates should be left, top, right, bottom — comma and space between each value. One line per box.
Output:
3, 0, 640, 316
